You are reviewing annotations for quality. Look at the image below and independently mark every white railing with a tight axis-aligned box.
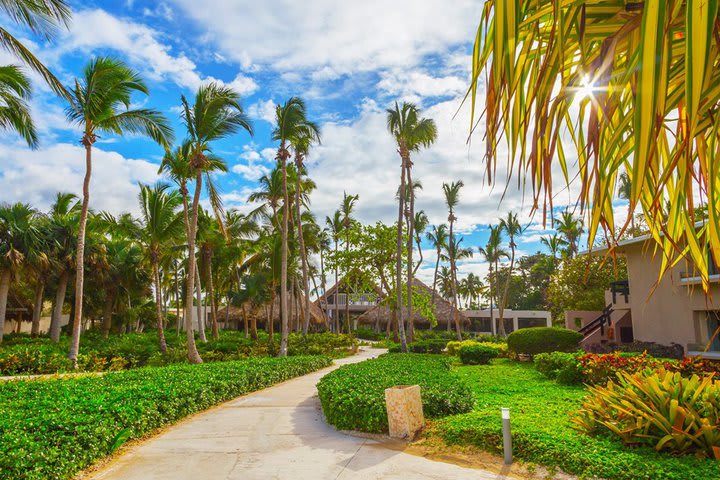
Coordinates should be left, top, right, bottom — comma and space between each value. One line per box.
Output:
329, 293, 376, 306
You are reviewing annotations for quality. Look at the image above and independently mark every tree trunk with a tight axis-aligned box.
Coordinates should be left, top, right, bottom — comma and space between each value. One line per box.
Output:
0, 269, 11, 342
50, 270, 69, 342
208, 257, 219, 340
183, 172, 203, 363
431, 248, 440, 327
101, 286, 116, 338
405, 160, 415, 342
344, 236, 351, 333
69, 142, 93, 365
279, 145, 290, 356
31, 280, 45, 337
269, 287, 275, 342
194, 265, 207, 342
334, 241, 339, 333
294, 166, 312, 336
175, 260, 181, 334
498, 241, 515, 336
153, 261, 168, 353
449, 213, 462, 341
319, 245, 330, 329
395, 151, 408, 352
496, 258, 506, 336
249, 304, 257, 341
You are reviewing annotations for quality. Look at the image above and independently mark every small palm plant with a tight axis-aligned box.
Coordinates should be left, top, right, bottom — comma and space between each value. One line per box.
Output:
442, 180, 464, 340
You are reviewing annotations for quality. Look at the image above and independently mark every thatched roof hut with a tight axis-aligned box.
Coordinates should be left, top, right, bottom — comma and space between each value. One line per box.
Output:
220, 293, 327, 329
356, 278, 469, 329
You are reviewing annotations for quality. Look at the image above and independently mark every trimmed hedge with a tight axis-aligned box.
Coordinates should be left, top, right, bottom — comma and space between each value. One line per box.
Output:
534, 351, 583, 384
317, 354, 474, 433
0, 356, 331, 480
507, 327, 582, 356
458, 344, 498, 365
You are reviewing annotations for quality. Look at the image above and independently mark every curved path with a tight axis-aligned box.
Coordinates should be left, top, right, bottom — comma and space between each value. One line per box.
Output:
89, 348, 502, 480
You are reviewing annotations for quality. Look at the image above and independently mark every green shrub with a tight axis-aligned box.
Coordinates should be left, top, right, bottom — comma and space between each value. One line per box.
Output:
478, 341, 508, 358
534, 351, 582, 384
317, 354, 474, 433
408, 339, 447, 354
353, 327, 385, 341
507, 327, 582, 356
458, 344, 498, 365
571, 369, 720, 459
0, 356, 331, 480
446, 340, 478, 356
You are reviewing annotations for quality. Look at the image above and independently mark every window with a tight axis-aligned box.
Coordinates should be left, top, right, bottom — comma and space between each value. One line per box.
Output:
473, 317, 491, 332
518, 317, 547, 329
706, 312, 720, 352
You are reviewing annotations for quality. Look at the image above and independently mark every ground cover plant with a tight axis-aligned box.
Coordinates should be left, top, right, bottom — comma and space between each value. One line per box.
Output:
0, 355, 331, 480
429, 359, 720, 480
317, 353, 473, 433
0, 331, 355, 375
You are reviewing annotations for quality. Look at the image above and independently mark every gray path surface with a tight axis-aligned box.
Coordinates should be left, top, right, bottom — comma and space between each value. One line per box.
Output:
89, 347, 504, 480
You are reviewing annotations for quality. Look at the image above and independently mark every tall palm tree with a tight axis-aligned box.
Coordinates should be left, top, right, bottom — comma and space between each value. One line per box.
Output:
64, 57, 173, 365
478, 225, 509, 335
555, 210, 584, 259
541, 233, 567, 267
47, 193, 79, 342
0, 202, 38, 341
444, 235, 473, 310
618, 172, 636, 233
272, 97, 314, 356
426, 224, 448, 308
134, 184, 184, 353
325, 211, 343, 333
498, 212, 522, 329
0, 65, 39, 147
290, 123, 320, 336
442, 180, 464, 340
339, 192, 358, 332
387, 102, 437, 351
179, 82, 252, 363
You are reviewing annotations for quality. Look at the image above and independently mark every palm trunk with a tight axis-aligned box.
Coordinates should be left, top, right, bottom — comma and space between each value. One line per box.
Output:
208, 256, 219, 340
279, 146, 290, 357
175, 261, 181, 334
431, 247, 440, 314
153, 261, 168, 353
31, 280, 45, 337
294, 164, 312, 336
101, 286, 116, 338
319, 245, 330, 329
269, 287, 275, 342
344, 235, 351, 333
499, 241, 515, 335
0, 269, 11, 342
69, 142, 93, 365
334, 240, 339, 333
495, 258, 505, 336
449, 213, 462, 341
183, 173, 203, 363
50, 270, 69, 342
489, 265, 495, 333
195, 265, 206, 342
395, 151, 408, 352
249, 304, 257, 340
405, 161, 415, 342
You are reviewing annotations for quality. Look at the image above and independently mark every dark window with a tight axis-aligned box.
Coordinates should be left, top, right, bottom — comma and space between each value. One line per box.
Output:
518, 317, 547, 329
495, 318, 513, 333
474, 317, 491, 332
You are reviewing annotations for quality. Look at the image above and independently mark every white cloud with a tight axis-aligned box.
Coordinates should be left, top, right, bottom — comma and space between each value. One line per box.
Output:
0, 143, 160, 215
247, 99, 277, 124
377, 69, 467, 102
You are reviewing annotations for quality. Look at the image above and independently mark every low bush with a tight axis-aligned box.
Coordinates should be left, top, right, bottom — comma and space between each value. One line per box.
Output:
414, 330, 475, 341
0, 356, 331, 480
446, 340, 477, 356
317, 354, 474, 433
353, 327, 385, 341
584, 340, 684, 359
408, 339, 447, 354
458, 344, 498, 365
507, 327, 582, 356
571, 369, 720, 459
577, 351, 664, 384
534, 351, 582, 384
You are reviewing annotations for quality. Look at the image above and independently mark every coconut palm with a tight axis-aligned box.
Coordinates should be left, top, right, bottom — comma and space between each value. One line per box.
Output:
444, 235, 473, 318
498, 212, 523, 329
478, 225, 509, 335
339, 192, 358, 332
179, 82, 252, 363
555, 210, 584, 259
290, 123, 320, 336
426, 224, 448, 307
617, 171, 636, 233
0, 202, 38, 341
0, 65, 39, 147
412, 211, 429, 276
64, 57, 172, 365
272, 97, 315, 356
541, 233, 567, 265
387, 101, 437, 351
442, 180, 464, 340
325, 211, 343, 333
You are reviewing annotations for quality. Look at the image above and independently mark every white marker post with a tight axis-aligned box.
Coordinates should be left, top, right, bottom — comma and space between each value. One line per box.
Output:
501, 407, 512, 465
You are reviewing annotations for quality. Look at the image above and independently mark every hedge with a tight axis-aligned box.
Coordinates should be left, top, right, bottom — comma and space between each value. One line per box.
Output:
0, 356, 331, 480
458, 344, 499, 365
317, 354, 474, 433
507, 327, 582, 356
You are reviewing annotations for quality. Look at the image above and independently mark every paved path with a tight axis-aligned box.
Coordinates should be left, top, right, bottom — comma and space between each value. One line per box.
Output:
89, 348, 503, 480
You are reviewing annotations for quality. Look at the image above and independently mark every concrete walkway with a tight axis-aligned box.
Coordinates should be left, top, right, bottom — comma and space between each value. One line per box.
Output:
89, 348, 503, 480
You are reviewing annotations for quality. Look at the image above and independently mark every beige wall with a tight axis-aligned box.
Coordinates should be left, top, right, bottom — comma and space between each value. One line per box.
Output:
621, 241, 720, 349
2, 315, 69, 335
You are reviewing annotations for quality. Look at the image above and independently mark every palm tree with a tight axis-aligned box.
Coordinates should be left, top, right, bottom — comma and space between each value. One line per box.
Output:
0, 203, 38, 341
272, 97, 314, 356
442, 180, 464, 340
179, 82, 252, 363
47, 193, 79, 342
339, 192, 358, 332
478, 225, 509, 335
498, 212, 522, 330
617, 172, 636, 233
135, 184, 184, 352
290, 122, 320, 336
555, 210, 583, 259
64, 57, 172, 365
426, 224, 448, 308
444, 235, 473, 311
541, 233, 567, 267
387, 102, 438, 351
325, 211, 343, 333
0, 65, 39, 147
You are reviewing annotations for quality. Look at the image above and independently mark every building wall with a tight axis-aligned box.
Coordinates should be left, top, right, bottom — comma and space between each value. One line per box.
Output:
464, 309, 552, 335
2, 315, 69, 335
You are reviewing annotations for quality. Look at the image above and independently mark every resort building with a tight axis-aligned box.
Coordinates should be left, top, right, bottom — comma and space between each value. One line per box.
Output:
314, 280, 381, 327
463, 309, 552, 335
565, 233, 720, 358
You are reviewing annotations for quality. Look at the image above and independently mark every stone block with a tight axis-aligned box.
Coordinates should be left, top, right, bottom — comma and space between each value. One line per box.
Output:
384, 385, 424, 439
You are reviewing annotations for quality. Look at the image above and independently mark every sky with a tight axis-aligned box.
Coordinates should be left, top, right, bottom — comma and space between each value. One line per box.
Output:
0, 0, 595, 287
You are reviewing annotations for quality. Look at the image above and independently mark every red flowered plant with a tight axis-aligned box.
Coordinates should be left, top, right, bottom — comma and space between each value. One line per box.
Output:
668, 356, 720, 377
576, 352, 666, 384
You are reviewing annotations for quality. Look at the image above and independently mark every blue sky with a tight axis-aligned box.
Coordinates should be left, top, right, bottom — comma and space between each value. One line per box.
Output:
0, 0, 591, 285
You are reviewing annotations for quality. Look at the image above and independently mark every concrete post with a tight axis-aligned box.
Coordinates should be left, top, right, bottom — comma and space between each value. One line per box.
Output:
385, 385, 424, 439
502, 407, 512, 464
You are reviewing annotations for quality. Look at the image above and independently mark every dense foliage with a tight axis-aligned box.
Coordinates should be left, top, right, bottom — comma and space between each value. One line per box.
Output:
0, 356, 331, 480
533, 351, 582, 385
317, 354, 473, 433
506, 327, 582, 356
431, 360, 720, 480
571, 369, 720, 459
458, 344, 498, 365
0, 331, 356, 375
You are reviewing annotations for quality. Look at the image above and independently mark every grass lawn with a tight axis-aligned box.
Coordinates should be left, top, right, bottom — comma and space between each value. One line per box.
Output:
430, 359, 720, 480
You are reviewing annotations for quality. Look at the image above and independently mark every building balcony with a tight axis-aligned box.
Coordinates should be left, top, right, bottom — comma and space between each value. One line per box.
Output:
605, 280, 630, 310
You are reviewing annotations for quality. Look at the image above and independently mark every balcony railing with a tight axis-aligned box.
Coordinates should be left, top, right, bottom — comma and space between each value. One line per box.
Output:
327, 293, 377, 306
609, 280, 629, 304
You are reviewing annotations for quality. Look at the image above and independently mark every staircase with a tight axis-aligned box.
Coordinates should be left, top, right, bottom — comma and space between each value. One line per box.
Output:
579, 304, 613, 339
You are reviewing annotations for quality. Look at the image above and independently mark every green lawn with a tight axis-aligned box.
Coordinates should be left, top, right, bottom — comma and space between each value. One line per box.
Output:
431, 359, 720, 480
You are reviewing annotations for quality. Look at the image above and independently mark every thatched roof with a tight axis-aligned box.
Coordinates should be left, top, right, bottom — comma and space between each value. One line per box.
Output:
356, 279, 469, 327
224, 293, 326, 326
313, 278, 384, 307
